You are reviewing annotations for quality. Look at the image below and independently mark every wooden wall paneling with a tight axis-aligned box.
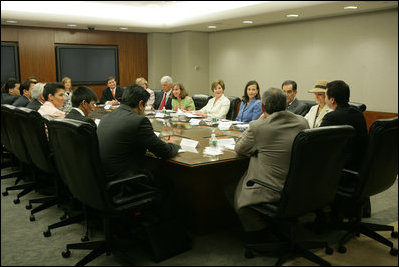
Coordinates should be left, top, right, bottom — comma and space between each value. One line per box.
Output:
364, 111, 398, 131
1, 26, 18, 41
54, 29, 89, 44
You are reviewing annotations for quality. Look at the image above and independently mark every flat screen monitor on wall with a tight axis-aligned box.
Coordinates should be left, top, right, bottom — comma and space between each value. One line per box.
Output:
1, 42, 20, 84
55, 45, 119, 85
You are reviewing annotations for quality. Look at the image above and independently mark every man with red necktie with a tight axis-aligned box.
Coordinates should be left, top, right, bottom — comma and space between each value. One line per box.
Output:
99, 76, 124, 105
154, 75, 173, 110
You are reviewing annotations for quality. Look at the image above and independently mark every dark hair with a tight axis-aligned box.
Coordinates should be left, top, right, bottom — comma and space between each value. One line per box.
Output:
121, 84, 150, 108
106, 76, 116, 84
326, 80, 350, 106
43, 83, 65, 101
281, 80, 297, 91
171, 83, 189, 99
262, 87, 287, 114
71, 86, 98, 107
19, 80, 36, 96
2, 79, 20, 94
242, 80, 260, 103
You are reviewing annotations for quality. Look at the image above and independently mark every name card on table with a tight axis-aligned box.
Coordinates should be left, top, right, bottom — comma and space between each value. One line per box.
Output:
217, 138, 235, 150
218, 121, 233, 130
155, 113, 166, 118
189, 119, 201, 126
180, 138, 198, 148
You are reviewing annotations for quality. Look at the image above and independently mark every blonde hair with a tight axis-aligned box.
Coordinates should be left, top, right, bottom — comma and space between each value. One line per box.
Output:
61, 76, 73, 92
136, 77, 148, 85
211, 79, 225, 92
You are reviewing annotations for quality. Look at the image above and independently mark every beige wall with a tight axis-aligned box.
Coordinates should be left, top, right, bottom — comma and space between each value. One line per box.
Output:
148, 9, 398, 112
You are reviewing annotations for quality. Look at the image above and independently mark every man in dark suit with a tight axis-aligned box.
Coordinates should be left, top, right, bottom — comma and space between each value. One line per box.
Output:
153, 75, 173, 110
13, 80, 36, 107
1, 79, 20, 105
65, 86, 98, 128
26, 83, 45, 111
282, 80, 309, 116
97, 84, 180, 220
99, 76, 124, 105
320, 80, 369, 217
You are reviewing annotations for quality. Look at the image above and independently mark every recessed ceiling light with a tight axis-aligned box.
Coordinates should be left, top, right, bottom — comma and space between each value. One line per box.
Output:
286, 14, 299, 18
67, 24, 77, 27
119, 27, 128, 30
208, 25, 217, 29
242, 20, 253, 24
344, 6, 358, 10
6, 20, 18, 23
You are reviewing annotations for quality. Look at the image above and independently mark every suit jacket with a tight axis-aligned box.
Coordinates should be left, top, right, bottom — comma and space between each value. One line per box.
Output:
153, 90, 172, 110
99, 86, 124, 104
235, 99, 263, 123
65, 108, 97, 128
97, 104, 180, 182
234, 111, 309, 210
13, 95, 30, 107
320, 103, 368, 172
1, 93, 18, 105
26, 99, 43, 111
304, 104, 331, 128
287, 98, 309, 116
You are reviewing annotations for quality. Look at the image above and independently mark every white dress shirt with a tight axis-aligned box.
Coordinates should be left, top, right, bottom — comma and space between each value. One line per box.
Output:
200, 94, 230, 119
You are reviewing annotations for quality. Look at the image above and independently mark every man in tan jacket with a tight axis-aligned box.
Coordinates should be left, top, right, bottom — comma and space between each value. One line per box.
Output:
234, 87, 309, 241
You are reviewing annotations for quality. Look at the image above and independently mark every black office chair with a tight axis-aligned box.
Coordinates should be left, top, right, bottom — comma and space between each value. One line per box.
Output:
1, 104, 36, 203
46, 118, 157, 265
348, 102, 367, 112
192, 94, 212, 110
226, 96, 241, 120
244, 125, 355, 266
332, 117, 398, 255
300, 100, 316, 114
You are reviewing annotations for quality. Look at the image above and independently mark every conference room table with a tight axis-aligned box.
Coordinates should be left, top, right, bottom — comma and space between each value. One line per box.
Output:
90, 106, 250, 234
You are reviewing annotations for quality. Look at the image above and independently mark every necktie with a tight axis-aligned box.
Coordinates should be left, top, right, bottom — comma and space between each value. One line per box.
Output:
159, 93, 167, 110
111, 88, 116, 99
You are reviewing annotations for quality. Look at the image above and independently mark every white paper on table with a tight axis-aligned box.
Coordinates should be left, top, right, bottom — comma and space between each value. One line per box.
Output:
230, 121, 244, 124
154, 131, 160, 137
180, 138, 198, 148
155, 113, 166, 118
94, 119, 101, 126
217, 138, 235, 148
223, 144, 236, 150
184, 113, 203, 118
189, 119, 201, 126
104, 104, 111, 110
218, 121, 233, 130
179, 145, 199, 154
203, 146, 224, 156
235, 123, 249, 130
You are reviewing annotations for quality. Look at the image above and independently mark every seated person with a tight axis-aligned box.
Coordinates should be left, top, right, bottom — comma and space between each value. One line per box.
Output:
99, 76, 123, 105
282, 80, 309, 116
192, 79, 230, 119
65, 86, 98, 128
154, 75, 173, 110
60, 76, 74, 113
233, 87, 309, 242
171, 83, 195, 111
136, 77, 155, 109
26, 83, 46, 111
13, 79, 36, 107
38, 82, 66, 118
1, 78, 20, 105
304, 80, 331, 128
236, 80, 262, 123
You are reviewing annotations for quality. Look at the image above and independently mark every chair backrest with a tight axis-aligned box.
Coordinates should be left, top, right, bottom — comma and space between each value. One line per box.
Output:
1, 104, 12, 151
1, 104, 31, 165
226, 96, 241, 120
348, 102, 367, 112
277, 125, 355, 218
300, 100, 316, 114
14, 107, 54, 174
46, 118, 110, 211
192, 94, 213, 110
357, 117, 398, 199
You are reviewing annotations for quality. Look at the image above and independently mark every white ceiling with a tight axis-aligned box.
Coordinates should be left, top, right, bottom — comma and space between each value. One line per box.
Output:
1, 1, 397, 33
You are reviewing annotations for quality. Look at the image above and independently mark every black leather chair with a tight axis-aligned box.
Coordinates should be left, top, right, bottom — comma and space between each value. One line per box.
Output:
226, 96, 241, 120
300, 100, 316, 114
46, 118, 157, 265
1, 104, 36, 203
332, 117, 398, 255
244, 125, 355, 266
348, 101, 366, 112
192, 94, 212, 110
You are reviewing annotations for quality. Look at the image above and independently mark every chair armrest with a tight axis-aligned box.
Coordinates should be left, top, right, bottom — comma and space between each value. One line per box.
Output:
106, 174, 158, 192
342, 168, 359, 177
337, 169, 360, 197
246, 179, 281, 193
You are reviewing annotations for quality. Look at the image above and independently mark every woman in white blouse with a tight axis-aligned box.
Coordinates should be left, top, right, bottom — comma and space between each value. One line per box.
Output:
304, 80, 331, 128
192, 79, 230, 119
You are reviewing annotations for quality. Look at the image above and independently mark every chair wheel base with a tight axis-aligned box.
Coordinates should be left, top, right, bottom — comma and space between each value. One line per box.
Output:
390, 248, 398, 256
13, 198, 20, 204
43, 230, 51, 237
29, 215, 35, 222
338, 246, 347, 253
326, 246, 333, 255
26, 204, 32, 210
62, 250, 71, 258
81, 236, 89, 242
2, 191, 8, 196
391, 231, 398, 238
244, 249, 254, 259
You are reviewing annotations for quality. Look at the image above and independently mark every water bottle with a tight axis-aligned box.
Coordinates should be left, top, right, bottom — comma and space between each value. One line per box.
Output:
209, 128, 217, 148
162, 106, 167, 114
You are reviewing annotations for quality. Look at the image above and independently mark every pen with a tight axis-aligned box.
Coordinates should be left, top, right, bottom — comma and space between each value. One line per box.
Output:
168, 135, 171, 140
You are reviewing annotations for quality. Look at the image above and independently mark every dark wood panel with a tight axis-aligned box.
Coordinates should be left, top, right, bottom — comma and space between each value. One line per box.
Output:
364, 111, 398, 131
1, 25, 147, 100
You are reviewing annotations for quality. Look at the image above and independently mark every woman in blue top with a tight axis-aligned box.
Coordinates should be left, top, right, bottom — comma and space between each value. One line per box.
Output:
235, 80, 262, 123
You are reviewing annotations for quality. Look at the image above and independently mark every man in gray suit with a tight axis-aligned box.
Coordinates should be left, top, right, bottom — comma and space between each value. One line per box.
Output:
282, 80, 309, 116
233, 87, 309, 241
